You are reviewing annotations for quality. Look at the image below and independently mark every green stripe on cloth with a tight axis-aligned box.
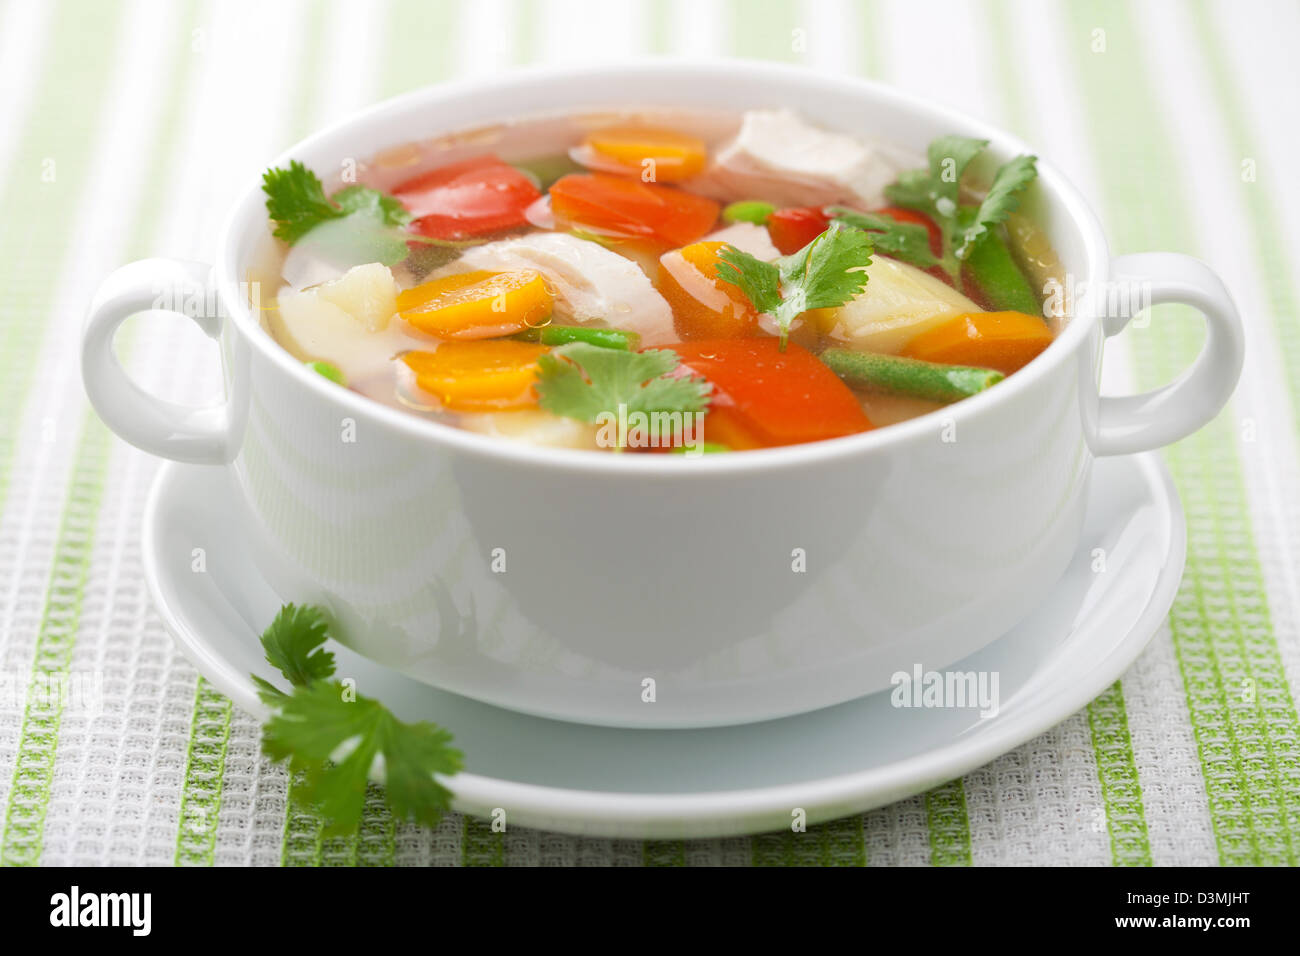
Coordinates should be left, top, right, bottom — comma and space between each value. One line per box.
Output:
287, 0, 329, 141
1087, 682, 1152, 866
0, 0, 121, 522
1188, 0, 1300, 435
730, 0, 800, 61
462, 816, 505, 866
645, 0, 671, 55
983, 0, 1152, 867
267, 0, 463, 862
643, 840, 686, 867
280, 780, 396, 867
752, 816, 866, 866
726, 0, 882, 868
1, 0, 197, 864
170, 0, 328, 868
102, 0, 220, 868
1065, 0, 1300, 865
174, 678, 233, 866
381, 0, 460, 96
856, 4, 974, 869
281, 773, 323, 867
854, 0, 883, 82
0, 418, 111, 865
925, 780, 972, 866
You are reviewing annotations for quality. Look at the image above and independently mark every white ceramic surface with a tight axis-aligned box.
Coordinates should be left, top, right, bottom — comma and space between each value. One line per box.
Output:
144, 451, 1184, 839
85, 62, 1240, 727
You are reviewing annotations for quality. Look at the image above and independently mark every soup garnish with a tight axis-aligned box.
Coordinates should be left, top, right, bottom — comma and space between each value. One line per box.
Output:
259, 110, 1052, 454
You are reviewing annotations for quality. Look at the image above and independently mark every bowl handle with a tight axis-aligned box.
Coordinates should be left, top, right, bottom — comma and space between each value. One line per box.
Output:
1091, 253, 1245, 456
81, 258, 231, 464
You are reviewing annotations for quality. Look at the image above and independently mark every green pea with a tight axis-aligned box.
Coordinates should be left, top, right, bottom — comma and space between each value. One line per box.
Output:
722, 201, 775, 226
306, 360, 346, 386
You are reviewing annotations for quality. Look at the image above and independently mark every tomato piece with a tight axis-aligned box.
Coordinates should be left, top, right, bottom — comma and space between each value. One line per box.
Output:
548, 173, 720, 247
672, 339, 873, 447
767, 206, 830, 255
392, 155, 541, 240
658, 240, 760, 340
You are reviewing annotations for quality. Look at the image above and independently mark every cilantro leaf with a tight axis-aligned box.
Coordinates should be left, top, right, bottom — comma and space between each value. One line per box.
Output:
926, 135, 989, 209
536, 343, 712, 429
262, 161, 343, 243
883, 136, 1038, 282
258, 602, 335, 688
262, 680, 462, 832
881, 168, 935, 210
262, 161, 421, 266
299, 214, 413, 268
954, 154, 1038, 259
250, 602, 461, 835
332, 184, 413, 228
715, 221, 872, 346
777, 220, 873, 313
825, 207, 937, 270
714, 248, 783, 315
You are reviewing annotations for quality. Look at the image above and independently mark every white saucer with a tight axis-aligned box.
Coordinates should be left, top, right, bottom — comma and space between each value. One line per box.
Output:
143, 454, 1184, 839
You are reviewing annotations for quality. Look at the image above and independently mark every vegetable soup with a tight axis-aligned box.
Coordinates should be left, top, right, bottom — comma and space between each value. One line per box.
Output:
257, 108, 1064, 453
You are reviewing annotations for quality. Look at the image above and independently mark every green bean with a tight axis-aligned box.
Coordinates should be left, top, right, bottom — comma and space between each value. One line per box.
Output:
819, 349, 1004, 403
513, 325, 640, 350
722, 200, 775, 225
961, 223, 1041, 315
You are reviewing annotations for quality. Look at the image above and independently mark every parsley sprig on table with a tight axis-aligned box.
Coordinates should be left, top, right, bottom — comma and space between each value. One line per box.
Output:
860, 135, 1037, 281
713, 220, 873, 347
252, 603, 462, 834
536, 342, 712, 439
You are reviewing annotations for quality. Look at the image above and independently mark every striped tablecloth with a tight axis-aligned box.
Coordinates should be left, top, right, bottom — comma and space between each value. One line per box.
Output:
1, 0, 1297, 867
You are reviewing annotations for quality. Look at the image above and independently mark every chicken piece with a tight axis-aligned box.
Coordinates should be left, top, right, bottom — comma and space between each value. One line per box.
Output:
434, 232, 675, 345
688, 109, 901, 209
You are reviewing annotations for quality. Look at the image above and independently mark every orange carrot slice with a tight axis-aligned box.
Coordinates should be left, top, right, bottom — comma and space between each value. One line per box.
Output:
673, 339, 873, 447
549, 174, 720, 247
900, 311, 1052, 375
402, 340, 549, 411
582, 126, 708, 182
397, 270, 553, 339
658, 240, 760, 340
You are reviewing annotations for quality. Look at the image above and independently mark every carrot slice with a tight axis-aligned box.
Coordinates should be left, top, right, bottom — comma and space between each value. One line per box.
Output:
397, 270, 553, 339
672, 339, 873, 447
698, 406, 764, 450
582, 126, 708, 182
900, 311, 1052, 375
402, 341, 549, 410
658, 240, 760, 340
549, 173, 720, 247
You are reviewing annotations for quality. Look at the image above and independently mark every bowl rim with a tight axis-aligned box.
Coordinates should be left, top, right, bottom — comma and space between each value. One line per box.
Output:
215, 58, 1109, 477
